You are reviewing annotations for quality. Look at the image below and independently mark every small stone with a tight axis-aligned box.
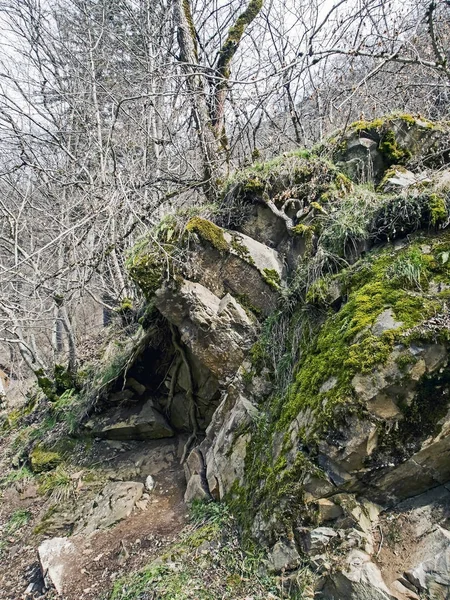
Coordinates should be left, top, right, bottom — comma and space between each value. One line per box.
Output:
372, 308, 403, 337
126, 377, 147, 396
316, 498, 343, 523
145, 475, 155, 492
268, 539, 301, 573
299, 527, 337, 555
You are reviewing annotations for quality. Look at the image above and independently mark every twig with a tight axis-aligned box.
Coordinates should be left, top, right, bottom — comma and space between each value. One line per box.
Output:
376, 524, 384, 558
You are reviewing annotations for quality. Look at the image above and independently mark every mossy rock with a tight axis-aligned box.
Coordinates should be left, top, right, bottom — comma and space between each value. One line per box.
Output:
30, 446, 62, 473
127, 248, 165, 299
333, 115, 450, 183
228, 230, 450, 537
186, 217, 229, 252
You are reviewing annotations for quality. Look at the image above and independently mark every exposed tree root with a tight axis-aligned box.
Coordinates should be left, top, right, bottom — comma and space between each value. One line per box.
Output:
169, 324, 199, 463
193, 447, 214, 501
166, 356, 181, 419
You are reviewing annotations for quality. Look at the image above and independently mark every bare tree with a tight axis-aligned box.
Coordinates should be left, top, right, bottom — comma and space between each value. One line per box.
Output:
0, 0, 448, 385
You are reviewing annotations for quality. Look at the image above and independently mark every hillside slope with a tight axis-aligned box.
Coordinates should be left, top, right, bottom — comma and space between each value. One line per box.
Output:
1, 114, 450, 600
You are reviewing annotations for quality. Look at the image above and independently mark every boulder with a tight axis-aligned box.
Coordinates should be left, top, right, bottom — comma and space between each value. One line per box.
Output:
237, 202, 289, 248
184, 473, 210, 503
74, 481, 144, 534
315, 498, 344, 523
317, 550, 395, 600
156, 282, 256, 382
38, 537, 76, 595
184, 226, 284, 316
85, 400, 174, 440
299, 526, 337, 555
268, 539, 301, 573
378, 167, 429, 193
203, 392, 258, 498
337, 136, 385, 182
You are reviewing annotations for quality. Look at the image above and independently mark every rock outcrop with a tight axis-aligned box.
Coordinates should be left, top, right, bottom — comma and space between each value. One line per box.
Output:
71, 114, 450, 599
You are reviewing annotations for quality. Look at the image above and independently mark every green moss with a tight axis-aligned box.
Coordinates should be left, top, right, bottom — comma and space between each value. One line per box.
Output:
379, 130, 411, 164
230, 237, 255, 265
429, 193, 448, 226
34, 369, 57, 402
310, 201, 326, 214
349, 114, 433, 134
262, 268, 281, 291
397, 113, 434, 128
127, 216, 186, 298
53, 365, 75, 394
334, 172, 353, 192
30, 446, 62, 473
292, 223, 314, 255
127, 248, 164, 299
242, 176, 266, 195
292, 223, 314, 236
117, 297, 133, 313
216, 0, 263, 81
395, 353, 417, 371
249, 340, 267, 374
350, 117, 385, 133
186, 217, 229, 252
279, 246, 443, 432
224, 153, 338, 212
34, 365, 76, 403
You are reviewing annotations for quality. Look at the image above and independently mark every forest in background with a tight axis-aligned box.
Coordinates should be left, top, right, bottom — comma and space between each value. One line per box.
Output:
0, 0, 448, 384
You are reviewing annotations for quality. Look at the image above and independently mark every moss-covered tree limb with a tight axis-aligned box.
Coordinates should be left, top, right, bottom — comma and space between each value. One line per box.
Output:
174, 0, 221, 200
212, 0, 263, 138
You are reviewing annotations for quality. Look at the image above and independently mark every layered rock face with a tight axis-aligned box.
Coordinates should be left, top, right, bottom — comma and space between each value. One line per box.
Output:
109, 115, 450, 599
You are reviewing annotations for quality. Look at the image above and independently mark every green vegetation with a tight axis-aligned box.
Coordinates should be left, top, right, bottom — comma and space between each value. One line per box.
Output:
319, 191, 377, 257
5, 510, 31, 535
34, 364, 77, 403
378, 130, 411, 164
38, 466, 74, 501
0, 465, 34, 487
186, 216, 229, 252
429, 193, 448, 226
277, 246, 440, 432
108, 500, 286, 600
126, 238, 166, 299
386, 247, 430, 290
229, 229, 450, 536
30, 445, 62, 473
262, 268, 281, 290
223, 152, 341, 213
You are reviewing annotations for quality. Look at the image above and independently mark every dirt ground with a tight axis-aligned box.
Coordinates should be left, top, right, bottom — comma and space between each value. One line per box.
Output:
0, 436, 188, 600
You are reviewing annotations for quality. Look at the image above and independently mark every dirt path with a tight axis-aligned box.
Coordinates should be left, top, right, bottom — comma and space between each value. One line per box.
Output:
0, 437, 188, 600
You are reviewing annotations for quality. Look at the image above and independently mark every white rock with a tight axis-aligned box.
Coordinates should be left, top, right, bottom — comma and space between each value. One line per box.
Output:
145, 475, 155, 492
38, 537, 75, 595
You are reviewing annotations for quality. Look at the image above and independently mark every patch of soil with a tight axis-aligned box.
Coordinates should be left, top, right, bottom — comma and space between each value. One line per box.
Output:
373, 512, 418, 590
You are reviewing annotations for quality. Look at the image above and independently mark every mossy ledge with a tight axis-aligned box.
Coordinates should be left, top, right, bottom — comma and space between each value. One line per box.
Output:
186, 216, 229, 252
